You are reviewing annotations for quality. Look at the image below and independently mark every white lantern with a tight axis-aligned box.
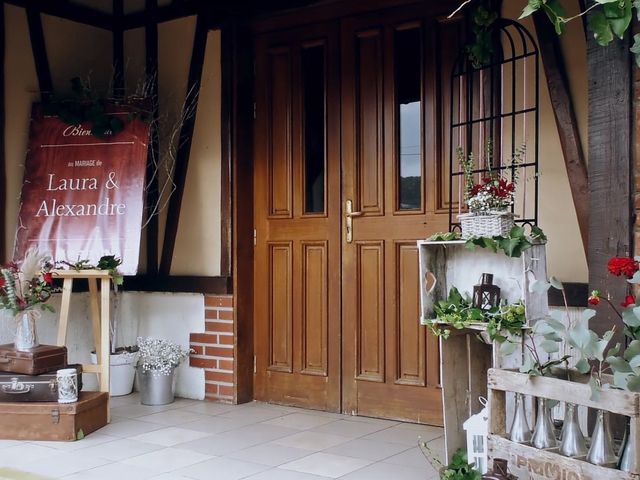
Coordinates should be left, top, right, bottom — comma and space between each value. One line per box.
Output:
463, 399, 489, 474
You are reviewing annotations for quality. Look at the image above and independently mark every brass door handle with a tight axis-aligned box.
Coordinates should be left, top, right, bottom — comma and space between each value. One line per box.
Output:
345, 200, 362, 243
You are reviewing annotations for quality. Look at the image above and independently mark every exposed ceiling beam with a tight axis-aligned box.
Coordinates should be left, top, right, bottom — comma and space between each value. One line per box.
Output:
4, 0, 113, 30
121, 1, 201, 30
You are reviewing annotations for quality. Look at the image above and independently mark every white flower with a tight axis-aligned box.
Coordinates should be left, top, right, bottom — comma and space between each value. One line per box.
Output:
136, 337, 193, 375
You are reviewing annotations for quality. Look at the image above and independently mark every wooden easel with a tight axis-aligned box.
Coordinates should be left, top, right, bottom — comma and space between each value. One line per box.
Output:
53, 269, 112, 419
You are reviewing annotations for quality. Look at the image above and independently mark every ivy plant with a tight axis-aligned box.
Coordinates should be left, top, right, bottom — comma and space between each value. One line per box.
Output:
465, 225, 547, 258
518, 0, 640, 66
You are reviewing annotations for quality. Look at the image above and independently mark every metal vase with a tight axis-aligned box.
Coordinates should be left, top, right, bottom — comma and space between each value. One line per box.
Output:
559, 403, 587, 457
532, 397, 558, 449
509, 393, 532, 444
137, 367, 175, 405
586, 410, 617, 467
618, 417, 637, 472
14, 310, 39, 351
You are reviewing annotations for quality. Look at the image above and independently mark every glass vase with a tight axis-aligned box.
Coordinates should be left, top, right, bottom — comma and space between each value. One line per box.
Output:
14, 310, 39, 351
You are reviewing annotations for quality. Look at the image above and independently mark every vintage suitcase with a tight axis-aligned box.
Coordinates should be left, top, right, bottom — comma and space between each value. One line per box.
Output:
0, 364, 83, 402
0, 344, 67, 375
0, 391, 108, 441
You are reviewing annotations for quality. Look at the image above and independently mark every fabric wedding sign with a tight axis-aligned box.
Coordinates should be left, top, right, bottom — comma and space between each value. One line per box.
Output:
14, 104, 150, 274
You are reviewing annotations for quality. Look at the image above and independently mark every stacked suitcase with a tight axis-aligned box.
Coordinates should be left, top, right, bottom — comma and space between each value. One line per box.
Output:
0, 344, 108, 440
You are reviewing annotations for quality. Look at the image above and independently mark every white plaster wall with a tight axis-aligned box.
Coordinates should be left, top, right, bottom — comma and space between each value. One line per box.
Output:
0, 292, 205, 400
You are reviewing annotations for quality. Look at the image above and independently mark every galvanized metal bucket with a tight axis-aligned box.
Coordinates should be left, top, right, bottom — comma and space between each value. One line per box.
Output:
137, 367, 175, 405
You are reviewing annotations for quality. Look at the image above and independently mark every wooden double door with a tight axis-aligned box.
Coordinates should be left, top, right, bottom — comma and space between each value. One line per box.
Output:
253, 5, 458, 424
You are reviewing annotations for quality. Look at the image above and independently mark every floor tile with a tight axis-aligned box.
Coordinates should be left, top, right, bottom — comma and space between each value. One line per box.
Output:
272, 431, 351, 451
136, 409, 210, 426
175, 456, 268, 480
383, 445, 440, 471
78, 438, 164, 461
309, 419, 389, 438
0, 444, 59, 465
280, 452, 372, 478
109, 393, 141, 408
225, 442, 313, 467
111, 403, 173, 419
218, 406, 287, 423
98, 418, 165, 438
338, 461, 437, 480
361, 424, 443, 446
323, 438, 411, 461
122, 446, 213, 473
62, 461, 158, 480
18, 451, 110, 477
0, 440, 21, 449
129, 427, 211, 446
180, 416, 252, 434
243, 469, 328, 480
148, 474, 197, 480
29, 433, 118, 451
178, 401, 237, 416
261, 413, 338, 430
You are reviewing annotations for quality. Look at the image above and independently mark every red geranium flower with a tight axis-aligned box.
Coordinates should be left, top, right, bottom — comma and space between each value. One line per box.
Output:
622, 295, 636, 308
43, 272, 53, 285
607, 257, 639, 279
588, 290, 601, 306
0, 277, 4, 288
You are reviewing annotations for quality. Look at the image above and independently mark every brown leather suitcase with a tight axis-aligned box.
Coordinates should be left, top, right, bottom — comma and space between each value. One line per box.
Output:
0, 391, 108, 441
0, 344, 67, 375
0, 364, 83, 402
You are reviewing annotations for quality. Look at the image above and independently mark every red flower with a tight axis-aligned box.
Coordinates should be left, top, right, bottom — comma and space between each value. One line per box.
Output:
0, 277, 4, 288
608, 257, 639, 279
622, 295, 636, 308
43, 272, 53, 285
588, 290, 601, 306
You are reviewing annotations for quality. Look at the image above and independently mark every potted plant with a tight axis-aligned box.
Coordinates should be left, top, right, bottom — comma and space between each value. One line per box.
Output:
457, 142, 525, 239
136, 337, 192, 405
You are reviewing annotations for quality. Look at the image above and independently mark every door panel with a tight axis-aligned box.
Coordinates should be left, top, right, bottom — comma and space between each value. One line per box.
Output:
341, 9, 449, 424
254, 24, 341, 412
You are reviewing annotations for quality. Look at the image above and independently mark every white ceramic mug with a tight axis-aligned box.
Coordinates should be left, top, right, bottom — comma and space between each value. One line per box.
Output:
56, 368, 78, 403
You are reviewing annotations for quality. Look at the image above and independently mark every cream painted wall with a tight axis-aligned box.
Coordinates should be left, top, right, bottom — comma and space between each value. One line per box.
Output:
503, 0, 589, 283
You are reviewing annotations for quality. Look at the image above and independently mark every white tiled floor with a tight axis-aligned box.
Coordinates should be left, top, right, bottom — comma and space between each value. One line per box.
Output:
0, 394, 444, 479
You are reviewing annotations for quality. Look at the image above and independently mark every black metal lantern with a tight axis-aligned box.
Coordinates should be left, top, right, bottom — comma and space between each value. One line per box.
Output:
473, 273, 500, 310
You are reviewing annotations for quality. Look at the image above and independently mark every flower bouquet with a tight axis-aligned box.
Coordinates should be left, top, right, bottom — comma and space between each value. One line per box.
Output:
136, 337, 193, 405
136, 337, 192, 376
457, 144, 525, 239
0, 249, 59, 350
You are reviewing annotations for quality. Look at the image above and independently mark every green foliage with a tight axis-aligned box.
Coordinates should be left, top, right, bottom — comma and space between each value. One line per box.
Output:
441, 449, 482, 480
466, 6, 498, 68
519, 0, 640, 66
428, 232, 462, 242
464, 225, 547, 258
426, 287, 526, 345
42, 77, 131, 138
59, 255, 124, 286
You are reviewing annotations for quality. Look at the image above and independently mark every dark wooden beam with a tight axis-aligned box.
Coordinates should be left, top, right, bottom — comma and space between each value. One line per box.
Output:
229, 19, 254, 404
144, 0, 160, 275
220, 21, 233, 277
5, 0, 112, 30
112, 0, 124, 98
0, 4, 5, 263
25, 7, 52, 100
64, 275, 231, 294
122, 1, 201, 30
547, 282, 588, 308
533, 12, 589, 256
587, 13, 633, 339
159, 13, 209, 275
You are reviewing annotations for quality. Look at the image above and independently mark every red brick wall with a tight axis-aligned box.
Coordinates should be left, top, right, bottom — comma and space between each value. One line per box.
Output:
189, 294, 235, 403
